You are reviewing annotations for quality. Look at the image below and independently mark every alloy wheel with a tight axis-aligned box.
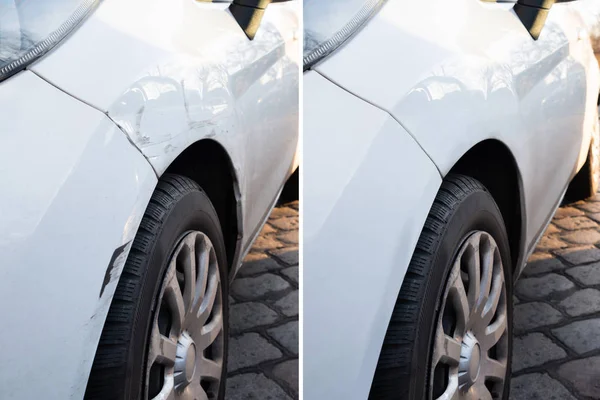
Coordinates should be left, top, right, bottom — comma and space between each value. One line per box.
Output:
146, 231, 224, 400
430, 231, 509, 400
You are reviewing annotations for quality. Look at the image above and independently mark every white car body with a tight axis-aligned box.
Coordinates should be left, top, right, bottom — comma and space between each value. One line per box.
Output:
304, 0, 599, 399
0, 1, 299, 398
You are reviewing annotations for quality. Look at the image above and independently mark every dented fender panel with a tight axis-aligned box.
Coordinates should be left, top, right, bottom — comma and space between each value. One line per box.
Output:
31, 0, 300, 254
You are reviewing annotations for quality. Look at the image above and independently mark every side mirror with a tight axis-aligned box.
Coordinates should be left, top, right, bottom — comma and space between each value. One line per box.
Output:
229, 0, 289, 40
514, 0, 577, 40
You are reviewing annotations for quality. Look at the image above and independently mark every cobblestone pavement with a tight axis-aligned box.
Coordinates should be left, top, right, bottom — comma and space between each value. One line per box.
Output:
511, 195, 600, 400
226, 201, 299, 400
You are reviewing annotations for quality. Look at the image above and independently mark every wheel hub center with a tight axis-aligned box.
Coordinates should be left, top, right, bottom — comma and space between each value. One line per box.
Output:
175, 331, 197, 386
459, 331, 482, 389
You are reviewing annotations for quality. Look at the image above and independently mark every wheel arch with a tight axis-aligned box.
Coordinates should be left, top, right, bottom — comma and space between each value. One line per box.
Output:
163, 139, 242, 271
448, 139, 526, 273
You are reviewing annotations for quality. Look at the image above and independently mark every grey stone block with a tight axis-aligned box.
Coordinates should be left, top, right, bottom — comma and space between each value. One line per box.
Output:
559, 288, 600, 317
281, 266, 299, 285
510, 373, 576, 400
270, 247, 299, 266
228, 333, 282, 371
523, 253, 565, 276
535, 236, 568, 251
277, 230, 299, 245
230, 302, 279, 333
512, 333, 566, 372
560, 229, 600, 245
566, 263, 600, 285
557, 356, 600, 399
553, 318, 600, 354
515, 274, 575, 299
251, 235, 284, 251
226, 373, 292, 400
239, 253, 284, 276
268, 321, 299, 355
274, 291, 298, 317
553, 216, 598, 231
269, 217, 299, 231
514, 302, 564, 333
272, 360, 299, 394
231, 274, 290, 300
555, 245, 600, 265
554, 206, 585, 219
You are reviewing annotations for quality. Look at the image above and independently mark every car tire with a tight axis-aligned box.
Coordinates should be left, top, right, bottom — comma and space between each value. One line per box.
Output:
369, 174, 513, 400
566, 111, 600, 201
85, 174, 229, 400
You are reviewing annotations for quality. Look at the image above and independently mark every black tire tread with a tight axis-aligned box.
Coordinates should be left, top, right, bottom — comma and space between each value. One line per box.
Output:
85, 174, 209, 399
368, 174, 489, 399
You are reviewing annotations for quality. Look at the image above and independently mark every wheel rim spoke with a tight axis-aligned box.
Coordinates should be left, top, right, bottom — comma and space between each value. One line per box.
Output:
482, 356, 507, 382
433, 324, 461, 367
480, 313, 507, 351
146, 231, 224, 400
200, 356, 223, 381
430, 232, 508, 400
149, 323, 178, 367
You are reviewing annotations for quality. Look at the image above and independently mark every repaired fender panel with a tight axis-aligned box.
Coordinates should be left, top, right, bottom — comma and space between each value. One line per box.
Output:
303, 71, 442, 399
31, 0, 300, 254
0, 71, 157, 399
316, 0, 599, 250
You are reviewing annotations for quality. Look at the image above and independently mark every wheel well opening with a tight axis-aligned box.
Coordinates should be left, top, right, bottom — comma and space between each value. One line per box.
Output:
165, 140, 240, 270
449, 140, 523, 269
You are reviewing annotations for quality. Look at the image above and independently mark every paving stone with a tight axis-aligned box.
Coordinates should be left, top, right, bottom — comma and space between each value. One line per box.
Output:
512, 333, 566, 372
231, 274, 290, 299
259, 223, 276, 235
251, 235, 284, 251
268, 321, 299, 355
577, 201, 600, 213
536, 235, 568, 250
270, 247, 299, 266
230, 302, 279, 332
566, 263, 600, 285
278, 230, 298, 245
269, 217, 298, 231
561, 229, 600, 245
272, 360, 299, 394
553, 216, 598, 230
281, 266, 298, 285
557, 356, 600, 399
523, 253, 565, 276
226, 373, 292, 400
555, 245, 600, 265
553, 318, 600, 354
287, 200, 299, 210
559, 289, 600, 317
513, 296, 520, 305
515, 274, 575, 299
554, 206, 585, 219
543, 224, 560, 235
239, 253, 283, 276
274, 291, 298, 317
514, 302, 564, 332
229, 296, 236, 305
587, 212, 600, 224
269, 207, 297, 218
510, 373, 576, 400
228, 333, 282, 371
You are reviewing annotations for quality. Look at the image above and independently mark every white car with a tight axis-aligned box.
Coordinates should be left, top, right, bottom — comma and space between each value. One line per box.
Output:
304, 0, 599, 399
0, 1, 298, 399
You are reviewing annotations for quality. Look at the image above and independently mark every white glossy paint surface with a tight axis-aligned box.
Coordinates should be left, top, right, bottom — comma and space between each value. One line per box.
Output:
32, 0, 300, 255
305, 1, 599, 398
303, 71, 442, 400
0, 71, 157, 399
316, 0, 600, 247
